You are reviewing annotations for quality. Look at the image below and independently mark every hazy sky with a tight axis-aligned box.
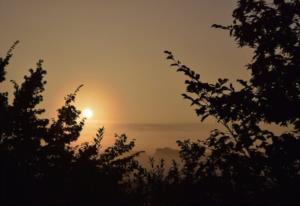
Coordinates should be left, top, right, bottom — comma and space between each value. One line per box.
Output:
0, 0, 252, 126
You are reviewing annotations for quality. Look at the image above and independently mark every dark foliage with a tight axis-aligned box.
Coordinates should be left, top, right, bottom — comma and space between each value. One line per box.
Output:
1, 0, 300, 206
157, 0, 300, 205
0, 42, 141, 206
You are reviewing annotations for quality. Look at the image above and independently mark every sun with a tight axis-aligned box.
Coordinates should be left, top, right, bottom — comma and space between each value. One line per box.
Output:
82, 108, 93, 119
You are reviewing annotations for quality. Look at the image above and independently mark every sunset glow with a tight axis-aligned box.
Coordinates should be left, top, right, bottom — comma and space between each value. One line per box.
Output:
1, 0, 298, 205
82, 108, 93, 119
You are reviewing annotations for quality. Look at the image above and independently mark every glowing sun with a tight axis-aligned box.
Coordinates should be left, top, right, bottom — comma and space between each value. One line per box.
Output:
82, 108, 93, 119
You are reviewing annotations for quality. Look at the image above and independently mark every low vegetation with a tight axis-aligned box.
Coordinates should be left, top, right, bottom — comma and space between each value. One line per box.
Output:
1, 1, 299, 205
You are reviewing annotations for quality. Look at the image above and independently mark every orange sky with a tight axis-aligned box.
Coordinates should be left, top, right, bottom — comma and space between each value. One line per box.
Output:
0, 0, 253, 149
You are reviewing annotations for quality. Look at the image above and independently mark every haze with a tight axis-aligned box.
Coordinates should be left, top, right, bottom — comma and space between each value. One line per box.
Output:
0, 0, 252, 151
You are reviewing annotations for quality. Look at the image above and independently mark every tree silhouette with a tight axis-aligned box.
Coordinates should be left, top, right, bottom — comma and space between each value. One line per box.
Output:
162, 0, 300, 205
0, 42, 141, 206
1, 1, 300, 206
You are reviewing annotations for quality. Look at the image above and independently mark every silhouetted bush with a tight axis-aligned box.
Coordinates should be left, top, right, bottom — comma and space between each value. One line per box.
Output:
0, 42, 141, 206
1, 1, 299, 206
158, 0, 300, 205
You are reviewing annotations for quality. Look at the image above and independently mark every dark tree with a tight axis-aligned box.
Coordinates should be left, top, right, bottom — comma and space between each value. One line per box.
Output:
1, 1, 300, 206
0, 42, 141, 206
161, 0, 300, 205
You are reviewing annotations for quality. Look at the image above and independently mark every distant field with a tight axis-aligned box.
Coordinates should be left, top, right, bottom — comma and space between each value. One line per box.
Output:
79, 122, 221, 153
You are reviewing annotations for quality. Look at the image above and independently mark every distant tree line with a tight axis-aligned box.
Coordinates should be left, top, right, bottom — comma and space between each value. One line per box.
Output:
0, 0, 299, 205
